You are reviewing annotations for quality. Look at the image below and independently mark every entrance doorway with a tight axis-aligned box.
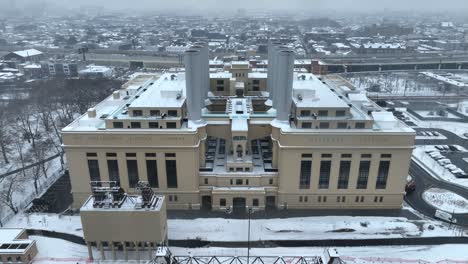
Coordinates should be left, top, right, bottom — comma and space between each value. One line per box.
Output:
266, 196, 276, 210
201, 196, 212, 210
232, 197, 246, 213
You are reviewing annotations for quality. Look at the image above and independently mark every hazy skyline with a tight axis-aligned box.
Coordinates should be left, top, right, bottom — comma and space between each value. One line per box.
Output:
2, 0, 468, 15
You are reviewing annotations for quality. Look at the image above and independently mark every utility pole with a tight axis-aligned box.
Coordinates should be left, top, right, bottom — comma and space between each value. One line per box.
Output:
78, 47, 89, 61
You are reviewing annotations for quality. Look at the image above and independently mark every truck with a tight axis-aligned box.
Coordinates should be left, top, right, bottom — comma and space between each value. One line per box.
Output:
434, 209, 457, 224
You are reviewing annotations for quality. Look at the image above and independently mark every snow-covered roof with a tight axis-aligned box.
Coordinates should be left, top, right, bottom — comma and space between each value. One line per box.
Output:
81, 194, 165, 212
0, 228, 34, 254
13, 49, 43, 58
292, 73, 349, 108
130, 73, 186, 108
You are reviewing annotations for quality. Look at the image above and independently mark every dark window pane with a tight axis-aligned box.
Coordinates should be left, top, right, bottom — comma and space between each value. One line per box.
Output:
146, 160, 159, 188
168, 110, 178, 117
337, 122, 347, 129
131, 122, 141, 128
107, 160, 120, 185
253, 199, 259, 207
336, 110, 346, 117
86, 152, 97, 157
166, 122, 177, 128
88, 160, 100, 182
376, 161, 390, 189
133, 110, 143, 116
356, 122, 366, 129
319, 160, 331, 189
166, 160, 178, 188
302, 122, 312, 129
113, 122, 123, 128
338, 160, 351, 189
127, 160, 139, 188
357, 161, 370, 189
220, 199, 226, 206
318, 110, 328, 116
299, 160, 312, 189
319, 122, 330, 129
149, 122, 159, 128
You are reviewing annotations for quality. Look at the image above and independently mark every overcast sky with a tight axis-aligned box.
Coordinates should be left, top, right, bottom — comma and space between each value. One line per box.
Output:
2, 0, 468, 14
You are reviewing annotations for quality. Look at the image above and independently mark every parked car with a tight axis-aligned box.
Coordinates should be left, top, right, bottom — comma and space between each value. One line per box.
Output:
405, 180, 416, 193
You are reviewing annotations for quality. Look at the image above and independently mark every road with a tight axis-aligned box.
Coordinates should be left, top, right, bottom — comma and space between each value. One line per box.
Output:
405, 127, 468, 226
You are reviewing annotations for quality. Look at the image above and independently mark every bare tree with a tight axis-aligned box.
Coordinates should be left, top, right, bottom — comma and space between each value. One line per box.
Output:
0, 105, 11, 164
16, 105, 40, 149
0, 172, 24, 215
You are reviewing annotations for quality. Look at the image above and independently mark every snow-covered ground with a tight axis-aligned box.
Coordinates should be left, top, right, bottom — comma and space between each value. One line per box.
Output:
29, 236, 468, 264
415, 110, 461, 119
344, 73, 456, 97
404, 110, 468, 138
0, 157, 63, 224
413, 146, 468, 188
415, 134, 448, 140
7, 212, 465, 242
422, 188, 468, 214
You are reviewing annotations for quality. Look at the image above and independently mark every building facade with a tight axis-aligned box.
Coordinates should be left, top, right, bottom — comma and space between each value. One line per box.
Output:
63, 43, 415, 212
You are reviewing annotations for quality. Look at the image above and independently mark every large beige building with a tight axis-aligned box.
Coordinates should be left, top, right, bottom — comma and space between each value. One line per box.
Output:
63, 43, 415, 212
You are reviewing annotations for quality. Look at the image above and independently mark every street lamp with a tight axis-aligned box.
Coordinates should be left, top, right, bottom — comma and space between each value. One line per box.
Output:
247, 207, 252, 264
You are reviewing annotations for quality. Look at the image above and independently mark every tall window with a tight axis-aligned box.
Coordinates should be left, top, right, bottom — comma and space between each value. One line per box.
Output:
357, 161, 370, 189
299, 160, 312, 189
146, 160, 158, 188
338, 161, 351, 189
87, 160, 100, 182
107, 160, 120, 184
126, 160, 139, 188
319, 160, 331, 189
166, 160, 178, 188
376, 161, 390, 189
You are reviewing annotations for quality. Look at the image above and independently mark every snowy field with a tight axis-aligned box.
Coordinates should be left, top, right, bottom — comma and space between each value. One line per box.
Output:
405, 110, 468, 138
7, 212, 465, 242
344, 72, 456, 97
413, 146, 468, 188
29, 236, 468, 264
415, 110, 460, 119
422, 188, 468, 214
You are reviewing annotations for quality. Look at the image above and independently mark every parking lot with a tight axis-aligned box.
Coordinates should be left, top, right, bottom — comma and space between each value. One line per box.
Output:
425, 145, 468, 179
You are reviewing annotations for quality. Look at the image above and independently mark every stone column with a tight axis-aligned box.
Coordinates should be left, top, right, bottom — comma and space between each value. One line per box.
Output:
123, 242, 128, 261
135, 241, 140, 262
87, 242, 93, 260
111, 242, 116, 261
99, 241, 105, 260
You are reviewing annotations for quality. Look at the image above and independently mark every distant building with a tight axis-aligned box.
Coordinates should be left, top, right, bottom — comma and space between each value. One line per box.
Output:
42, 61, 79, 77
2, 49, 44, 63
165, 45, 189, 54
350, 42, 412, 55
79, 65, 113, 79
0, 228, 38, 263
18, 63, 42, 79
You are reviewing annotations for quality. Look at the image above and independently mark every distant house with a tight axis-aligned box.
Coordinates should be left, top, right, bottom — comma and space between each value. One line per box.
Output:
2, 49, 44, 63
79, 65, 113, 79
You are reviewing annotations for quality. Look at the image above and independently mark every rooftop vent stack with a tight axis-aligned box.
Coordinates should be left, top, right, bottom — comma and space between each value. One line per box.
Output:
194, 42, 210, 101
87, 108, 97, 118
184, 48, 203, 121
275, 49, 295, 121
267, 41, 282, 103
112, 91, 120, 100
